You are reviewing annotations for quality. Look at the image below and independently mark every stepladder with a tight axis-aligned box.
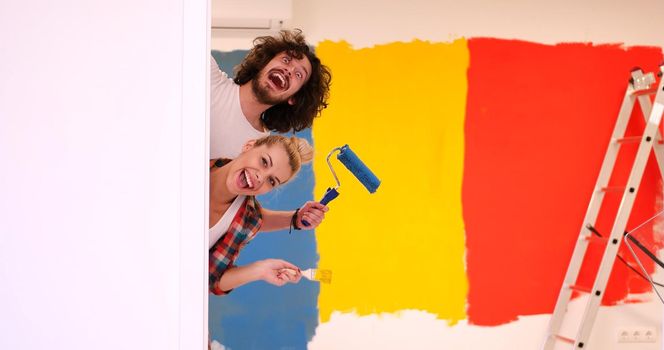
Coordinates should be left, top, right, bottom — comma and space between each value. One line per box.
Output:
543, 65, 664, 350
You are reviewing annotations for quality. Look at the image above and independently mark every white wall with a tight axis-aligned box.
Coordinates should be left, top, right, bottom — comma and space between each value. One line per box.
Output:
291, 0, 664, 48
211, 1, 664, 349
212, 0, 664, 51
0, 1, 209, 349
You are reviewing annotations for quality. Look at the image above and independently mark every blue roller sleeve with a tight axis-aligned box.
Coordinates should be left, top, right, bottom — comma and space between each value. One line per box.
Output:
301, 187, 339, 227
337, 145, 381, 193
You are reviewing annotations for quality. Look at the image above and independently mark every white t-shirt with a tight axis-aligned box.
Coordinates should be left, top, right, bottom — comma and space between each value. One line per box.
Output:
210, 55, 269, 159
209, 195, 246, 249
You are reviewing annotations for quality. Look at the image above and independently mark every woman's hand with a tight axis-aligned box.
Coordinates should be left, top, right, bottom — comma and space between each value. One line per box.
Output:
297, 201, 329, 229
259, 203, 329, 233
251, 259, 302, 286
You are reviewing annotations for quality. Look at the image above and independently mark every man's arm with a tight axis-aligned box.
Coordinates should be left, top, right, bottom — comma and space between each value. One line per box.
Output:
260, 201, 328, 232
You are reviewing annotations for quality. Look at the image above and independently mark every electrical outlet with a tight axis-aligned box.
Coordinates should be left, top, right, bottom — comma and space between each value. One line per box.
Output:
643, 327, 657, 342
617, 327, 658, 343
617, 329, 631, 343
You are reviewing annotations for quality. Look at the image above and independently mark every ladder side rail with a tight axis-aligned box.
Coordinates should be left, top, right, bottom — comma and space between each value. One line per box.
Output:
542, 86, 637, 350
574, 85, 664, 348
636, 94, 664, 178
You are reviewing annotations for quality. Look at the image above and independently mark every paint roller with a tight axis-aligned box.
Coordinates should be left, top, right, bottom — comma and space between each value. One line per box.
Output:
301, 144, 380, 227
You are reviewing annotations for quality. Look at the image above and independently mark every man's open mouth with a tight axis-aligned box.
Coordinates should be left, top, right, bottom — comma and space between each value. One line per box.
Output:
268, 70, 289, 91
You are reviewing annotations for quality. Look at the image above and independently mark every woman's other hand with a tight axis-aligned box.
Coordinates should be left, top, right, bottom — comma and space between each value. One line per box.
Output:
252, 259, 302, 286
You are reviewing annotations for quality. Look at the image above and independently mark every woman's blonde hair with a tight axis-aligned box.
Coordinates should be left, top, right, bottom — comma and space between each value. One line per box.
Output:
253, 135, 313, 182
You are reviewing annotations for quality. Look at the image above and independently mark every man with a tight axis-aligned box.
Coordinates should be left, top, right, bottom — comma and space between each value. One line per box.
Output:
210, 29, 332, 232
211, 28, 331, 159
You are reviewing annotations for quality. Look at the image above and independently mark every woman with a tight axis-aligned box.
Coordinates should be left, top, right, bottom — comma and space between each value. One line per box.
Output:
208, 135, 317, 295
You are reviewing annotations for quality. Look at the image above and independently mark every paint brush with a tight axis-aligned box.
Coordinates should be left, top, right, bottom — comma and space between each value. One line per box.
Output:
281, 268, 333, 284
302, 268, 332, 283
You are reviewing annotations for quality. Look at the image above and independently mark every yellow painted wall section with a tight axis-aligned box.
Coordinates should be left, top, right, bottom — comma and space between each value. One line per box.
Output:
313, 40, 469, 324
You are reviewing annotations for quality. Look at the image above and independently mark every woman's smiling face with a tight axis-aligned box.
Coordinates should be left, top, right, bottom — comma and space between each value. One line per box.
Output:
225, 143, 294, 196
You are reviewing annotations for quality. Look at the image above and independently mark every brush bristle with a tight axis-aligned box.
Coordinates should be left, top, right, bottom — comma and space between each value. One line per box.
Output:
296, 268, 333, 284
315, 269, 333, 284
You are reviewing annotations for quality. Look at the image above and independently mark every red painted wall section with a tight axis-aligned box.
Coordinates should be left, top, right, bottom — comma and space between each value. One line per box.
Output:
463, 38, 663, 326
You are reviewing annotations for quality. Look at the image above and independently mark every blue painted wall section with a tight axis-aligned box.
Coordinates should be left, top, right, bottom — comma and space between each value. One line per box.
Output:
209, 50, 319, 350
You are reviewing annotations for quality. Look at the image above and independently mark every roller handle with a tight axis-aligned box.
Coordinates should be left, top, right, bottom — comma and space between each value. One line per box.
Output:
301, 187, 339, 227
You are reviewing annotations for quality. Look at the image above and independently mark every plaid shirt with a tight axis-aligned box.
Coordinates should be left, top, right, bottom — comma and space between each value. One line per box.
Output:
209, 195, 263, 295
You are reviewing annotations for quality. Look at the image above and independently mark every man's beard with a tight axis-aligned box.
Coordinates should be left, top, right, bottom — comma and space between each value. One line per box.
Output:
251, 78, 288, 105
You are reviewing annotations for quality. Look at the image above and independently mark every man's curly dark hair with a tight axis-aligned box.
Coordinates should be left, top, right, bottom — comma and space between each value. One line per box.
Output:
233, 29, 332, 133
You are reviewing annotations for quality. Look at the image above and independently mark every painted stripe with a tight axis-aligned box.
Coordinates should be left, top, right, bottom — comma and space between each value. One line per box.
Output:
314, 39, 470, 324
209, 50, 319, 349
464, 38, 663, 326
